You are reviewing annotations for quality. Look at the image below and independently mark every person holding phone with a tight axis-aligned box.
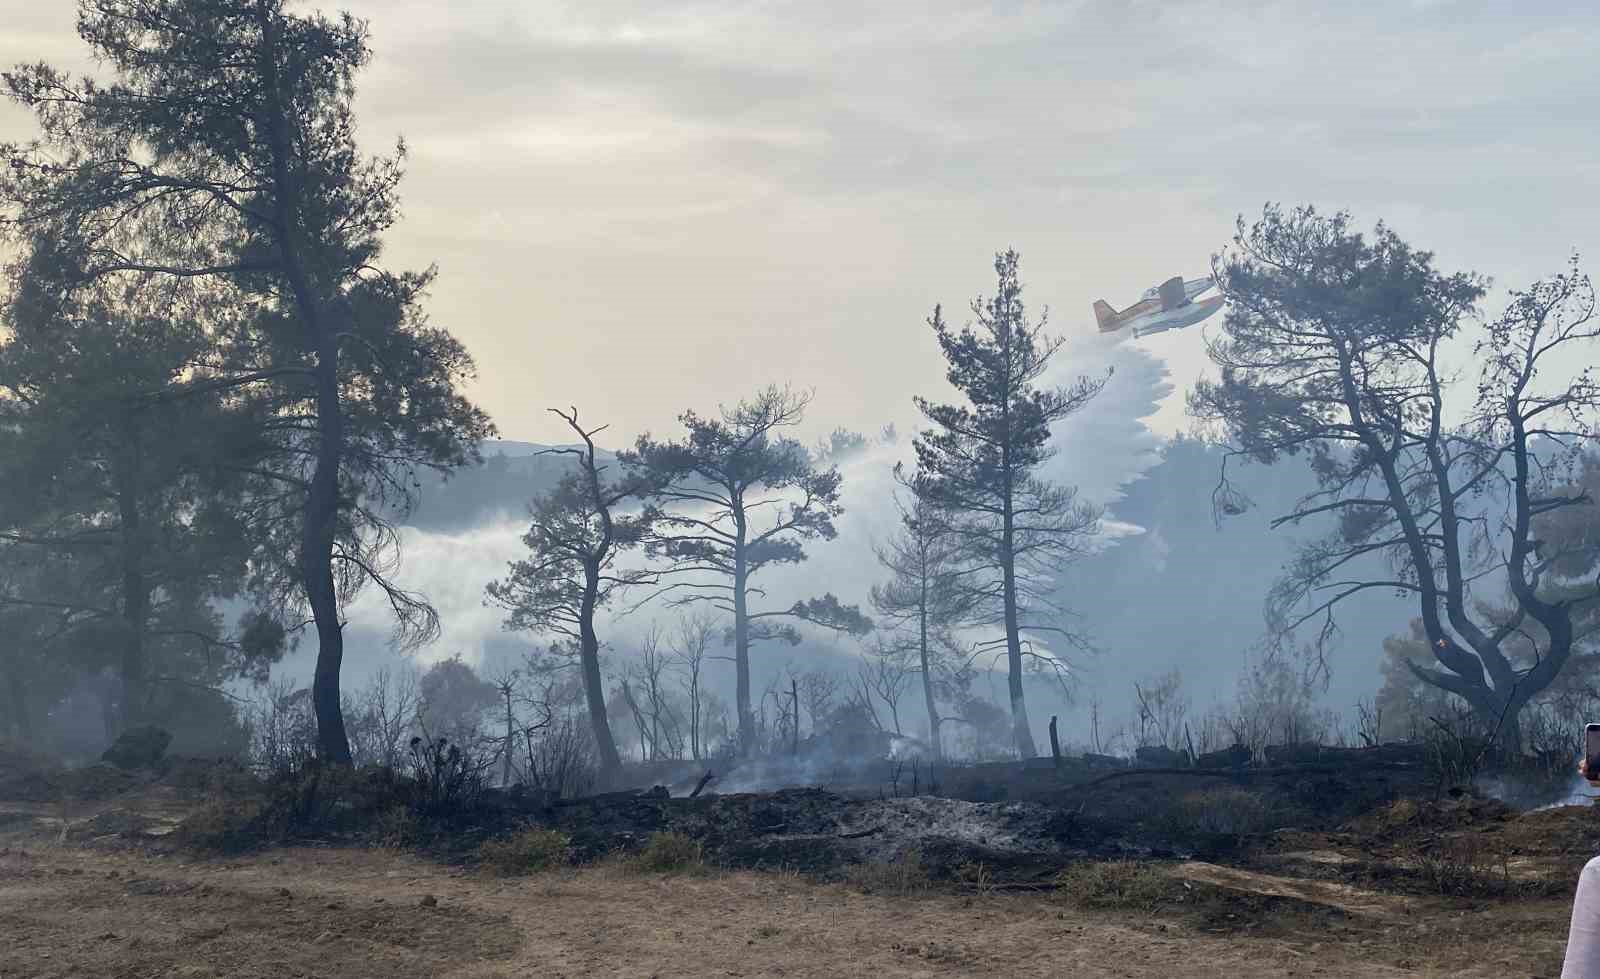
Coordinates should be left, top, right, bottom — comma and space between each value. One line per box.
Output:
1561, 726, 1600, 977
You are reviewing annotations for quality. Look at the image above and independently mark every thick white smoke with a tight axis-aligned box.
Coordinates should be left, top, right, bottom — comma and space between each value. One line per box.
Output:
340, 516, 530, 669
303, 327, 1182, 746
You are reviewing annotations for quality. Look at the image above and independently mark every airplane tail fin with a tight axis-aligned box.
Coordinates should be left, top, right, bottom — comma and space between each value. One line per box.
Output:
1158, 276, 1186, 311
1093, 300, 1120, 332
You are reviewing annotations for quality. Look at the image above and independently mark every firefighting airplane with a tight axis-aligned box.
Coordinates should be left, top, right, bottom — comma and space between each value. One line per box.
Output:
1092, 275, 1224, 339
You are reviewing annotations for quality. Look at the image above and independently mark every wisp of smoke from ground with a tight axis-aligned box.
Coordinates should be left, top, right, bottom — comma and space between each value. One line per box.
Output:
1477, 763, 1600, 811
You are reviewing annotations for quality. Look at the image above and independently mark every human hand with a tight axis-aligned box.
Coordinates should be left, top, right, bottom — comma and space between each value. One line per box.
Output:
1582, 758, 1600, 786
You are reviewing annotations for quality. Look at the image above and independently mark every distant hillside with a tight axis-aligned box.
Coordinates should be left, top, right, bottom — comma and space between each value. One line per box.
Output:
395, 433, 830, 533
394, 439, 618, 532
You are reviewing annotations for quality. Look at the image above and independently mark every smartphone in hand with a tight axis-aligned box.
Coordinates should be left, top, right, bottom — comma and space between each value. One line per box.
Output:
1586, 723, 1600, 781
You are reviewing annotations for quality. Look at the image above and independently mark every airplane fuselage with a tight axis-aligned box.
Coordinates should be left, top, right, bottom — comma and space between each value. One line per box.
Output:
1130, 294, 1225, 338
1093, 274, 1222, 339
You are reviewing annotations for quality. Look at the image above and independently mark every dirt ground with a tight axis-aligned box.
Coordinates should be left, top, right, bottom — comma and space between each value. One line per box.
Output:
0, 839, 1577, 978
0, 749, 1589, 978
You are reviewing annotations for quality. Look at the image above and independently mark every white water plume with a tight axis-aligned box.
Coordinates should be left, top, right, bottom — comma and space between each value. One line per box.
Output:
310, 325, 1181, 736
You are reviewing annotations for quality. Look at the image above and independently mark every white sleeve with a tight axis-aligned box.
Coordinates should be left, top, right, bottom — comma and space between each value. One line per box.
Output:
1563, 856, 1600, 978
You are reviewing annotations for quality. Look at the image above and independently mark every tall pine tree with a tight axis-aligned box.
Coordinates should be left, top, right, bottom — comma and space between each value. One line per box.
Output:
912, 250, 1105, 757
0, 242, 283, 733
624, 386, 872, 753
1, 0, 491, 762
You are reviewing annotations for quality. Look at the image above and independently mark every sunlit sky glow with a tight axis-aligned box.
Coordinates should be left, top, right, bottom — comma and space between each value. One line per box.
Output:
5, 1, 1598, 448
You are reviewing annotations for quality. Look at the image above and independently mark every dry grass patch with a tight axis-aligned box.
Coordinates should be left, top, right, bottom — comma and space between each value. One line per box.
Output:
952, 859, 998, 895
372, 803, 422, 849
173, 795, 269, 853
843, 850, 932, 895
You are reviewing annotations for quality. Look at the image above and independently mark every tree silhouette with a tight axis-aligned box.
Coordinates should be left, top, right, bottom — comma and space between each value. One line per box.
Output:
624, 386, 871, 752
1, 0, 491, 762
486, 407, 654, 780
1191, 204, 1600, 753
912, 251, 1106, 757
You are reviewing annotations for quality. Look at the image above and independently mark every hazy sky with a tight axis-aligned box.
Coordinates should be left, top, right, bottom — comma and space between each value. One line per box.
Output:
9, 1, 1600, 743
4, 0, 1599, 447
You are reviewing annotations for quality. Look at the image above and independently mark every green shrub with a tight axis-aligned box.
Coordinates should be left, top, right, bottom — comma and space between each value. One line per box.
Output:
478, 827, 572, 876
630, 831, 706, 873
1055, 860, 1180, 911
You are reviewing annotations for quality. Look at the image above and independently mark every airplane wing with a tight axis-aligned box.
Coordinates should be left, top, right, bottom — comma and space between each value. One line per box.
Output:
1143, 276, 1215, 303
1157, 276, 1186, 311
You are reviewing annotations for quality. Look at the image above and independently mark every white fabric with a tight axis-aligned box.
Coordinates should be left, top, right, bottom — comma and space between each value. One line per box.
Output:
1564, 856, 1600, 977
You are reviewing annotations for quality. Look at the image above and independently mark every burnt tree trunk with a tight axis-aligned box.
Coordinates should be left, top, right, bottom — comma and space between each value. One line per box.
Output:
112, 429, 149, 733
917, 588, 942, 760
302, 322, 350, 763
258, 5, 350, 764
733, 549, 753, 753
998, 343, 1036, 758
501, 684, 515, 786
1000, 513, 1036, 758
579, 564, 623, 780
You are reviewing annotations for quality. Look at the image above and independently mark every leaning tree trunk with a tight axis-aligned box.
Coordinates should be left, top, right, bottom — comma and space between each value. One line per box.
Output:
304, 351, 352, 765
579, 571, 623, 781
1479, 687, 1528, 759
258, 5, 352, 765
